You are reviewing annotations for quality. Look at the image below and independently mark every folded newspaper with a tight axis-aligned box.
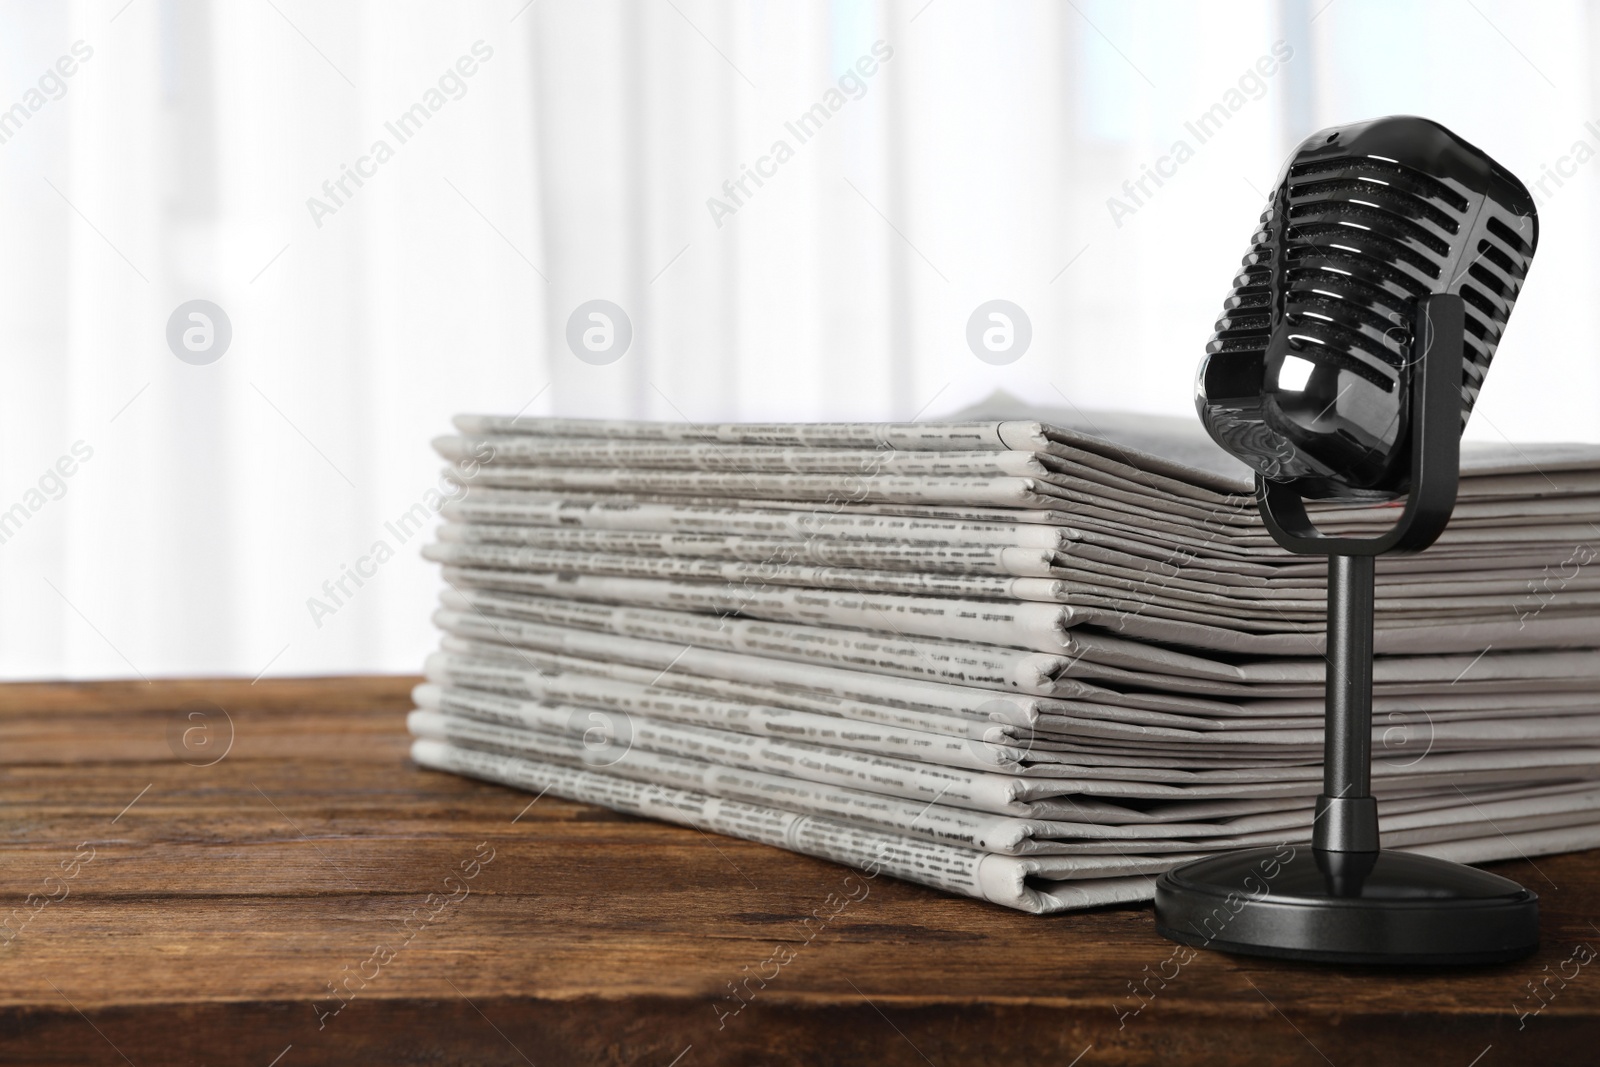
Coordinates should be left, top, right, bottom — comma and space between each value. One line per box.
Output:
409, 397, 1600, 913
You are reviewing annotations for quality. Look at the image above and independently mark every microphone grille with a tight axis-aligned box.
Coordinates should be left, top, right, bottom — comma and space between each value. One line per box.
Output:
1199, 116, 1537, 497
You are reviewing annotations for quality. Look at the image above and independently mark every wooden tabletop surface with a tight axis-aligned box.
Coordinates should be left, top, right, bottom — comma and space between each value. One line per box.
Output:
2, 677, 1598, 1065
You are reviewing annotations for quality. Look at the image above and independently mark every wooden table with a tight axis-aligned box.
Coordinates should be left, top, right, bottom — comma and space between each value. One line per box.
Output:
2, 678, 1598, 1065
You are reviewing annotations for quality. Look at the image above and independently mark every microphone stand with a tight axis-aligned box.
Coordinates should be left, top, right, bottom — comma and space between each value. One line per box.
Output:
1154, 294, 1541, 963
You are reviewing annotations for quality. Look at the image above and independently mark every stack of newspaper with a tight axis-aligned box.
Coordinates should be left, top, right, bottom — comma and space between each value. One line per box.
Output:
408, 403, 1600, 913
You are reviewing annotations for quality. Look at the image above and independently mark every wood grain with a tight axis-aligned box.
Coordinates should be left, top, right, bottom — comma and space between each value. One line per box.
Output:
1, 678, 1597, 1065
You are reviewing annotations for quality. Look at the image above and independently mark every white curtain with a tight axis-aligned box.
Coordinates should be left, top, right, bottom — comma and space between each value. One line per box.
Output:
2, 0, 1594, 678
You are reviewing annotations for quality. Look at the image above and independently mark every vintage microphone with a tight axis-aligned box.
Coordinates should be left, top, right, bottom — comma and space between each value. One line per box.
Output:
1154, 115, 1541, 963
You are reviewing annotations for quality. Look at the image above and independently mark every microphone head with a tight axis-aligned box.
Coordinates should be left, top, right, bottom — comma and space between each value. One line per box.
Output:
1195, 115, 1538, 500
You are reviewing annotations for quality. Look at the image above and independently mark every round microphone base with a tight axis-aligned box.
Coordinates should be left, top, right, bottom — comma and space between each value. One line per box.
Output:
1154, 846, 1538, 965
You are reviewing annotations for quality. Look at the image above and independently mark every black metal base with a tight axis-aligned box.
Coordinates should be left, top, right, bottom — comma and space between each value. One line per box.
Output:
1155, 846, 1539, 965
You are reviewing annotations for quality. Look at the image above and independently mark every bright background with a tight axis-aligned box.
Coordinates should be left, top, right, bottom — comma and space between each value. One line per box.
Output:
3, 0, 1596, 678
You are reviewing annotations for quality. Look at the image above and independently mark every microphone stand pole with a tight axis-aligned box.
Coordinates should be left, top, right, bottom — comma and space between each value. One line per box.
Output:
1319, 553, 1378, 853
